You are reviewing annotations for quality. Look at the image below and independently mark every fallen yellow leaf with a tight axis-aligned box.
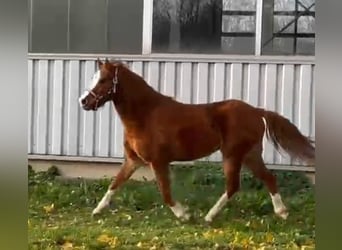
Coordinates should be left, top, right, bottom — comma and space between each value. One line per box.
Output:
43, 203, 55, 213
265, 232, 274, 243
97, 234, 118, 248
61, 241, 73, 250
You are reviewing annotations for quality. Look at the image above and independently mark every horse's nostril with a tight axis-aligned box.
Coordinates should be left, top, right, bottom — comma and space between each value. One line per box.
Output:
81, 98, 87, 105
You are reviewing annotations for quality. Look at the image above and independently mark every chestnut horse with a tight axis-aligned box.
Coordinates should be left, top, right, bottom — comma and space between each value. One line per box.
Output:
79, 59, 314, 222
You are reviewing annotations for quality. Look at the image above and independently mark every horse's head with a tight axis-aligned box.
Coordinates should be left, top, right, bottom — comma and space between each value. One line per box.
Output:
79, 58, 120, 111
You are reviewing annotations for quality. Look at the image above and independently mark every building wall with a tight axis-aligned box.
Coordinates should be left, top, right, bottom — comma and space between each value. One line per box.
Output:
28, 55, 315, 165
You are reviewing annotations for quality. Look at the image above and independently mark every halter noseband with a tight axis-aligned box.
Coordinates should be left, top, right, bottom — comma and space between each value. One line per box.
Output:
88, 67, 119, 111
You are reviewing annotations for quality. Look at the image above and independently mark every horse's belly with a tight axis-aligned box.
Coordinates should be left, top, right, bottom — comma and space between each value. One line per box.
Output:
174, 127, 221, 161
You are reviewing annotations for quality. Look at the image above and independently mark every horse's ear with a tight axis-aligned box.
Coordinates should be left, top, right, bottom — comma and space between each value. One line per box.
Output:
105, 58, 110, 64
96, 58, 103, 68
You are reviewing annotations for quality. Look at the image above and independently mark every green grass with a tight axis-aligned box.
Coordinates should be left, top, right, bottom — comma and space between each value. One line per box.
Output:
28, 164, 315, 250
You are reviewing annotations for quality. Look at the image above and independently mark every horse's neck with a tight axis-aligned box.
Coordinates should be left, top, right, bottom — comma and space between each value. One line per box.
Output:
113, 72, 168, 128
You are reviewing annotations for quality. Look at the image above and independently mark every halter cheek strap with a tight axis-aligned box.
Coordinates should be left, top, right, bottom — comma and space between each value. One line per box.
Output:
88, 67, 119, 111
112, 67, 118, 93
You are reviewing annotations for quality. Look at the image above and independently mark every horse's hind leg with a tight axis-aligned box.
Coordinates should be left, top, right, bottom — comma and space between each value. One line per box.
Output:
151, 162, 190, 221
204, 155, 243, 223
243, 145, 288, 219
92, 158, 140, 216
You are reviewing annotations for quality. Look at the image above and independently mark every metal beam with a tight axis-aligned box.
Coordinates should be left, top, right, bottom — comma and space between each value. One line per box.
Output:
142, 0, 153, 54
255, 0, 264, 55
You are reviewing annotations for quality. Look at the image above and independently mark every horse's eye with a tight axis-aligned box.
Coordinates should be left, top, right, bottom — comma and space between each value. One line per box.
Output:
99, 79, 105, 84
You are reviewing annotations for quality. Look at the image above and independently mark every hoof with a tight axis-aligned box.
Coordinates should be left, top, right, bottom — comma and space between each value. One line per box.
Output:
180, 212, 191, 221
275, 208, 289, 220
204, 219, 214, 226
171, 202, 191, 221
91, 209, 101, 217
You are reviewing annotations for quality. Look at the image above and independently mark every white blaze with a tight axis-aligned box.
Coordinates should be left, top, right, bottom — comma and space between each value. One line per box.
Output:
78, 70, 101, 107
90, 70, 101, 88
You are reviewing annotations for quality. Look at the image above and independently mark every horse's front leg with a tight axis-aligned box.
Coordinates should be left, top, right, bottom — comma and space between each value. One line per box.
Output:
151, 162, 190, 221
92, 159, 140, 216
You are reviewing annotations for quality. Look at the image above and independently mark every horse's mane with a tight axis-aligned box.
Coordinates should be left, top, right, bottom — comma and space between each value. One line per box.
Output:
107, 60, 173, 107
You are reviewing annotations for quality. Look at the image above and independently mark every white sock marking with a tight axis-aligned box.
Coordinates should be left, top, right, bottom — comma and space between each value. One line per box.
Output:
92, 190, 114, 215
170, 201, 190, 221
204, 193, 228, 222
270, 193, 288, 219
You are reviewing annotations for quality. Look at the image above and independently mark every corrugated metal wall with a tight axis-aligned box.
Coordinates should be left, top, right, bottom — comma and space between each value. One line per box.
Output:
28, 57, 315, 165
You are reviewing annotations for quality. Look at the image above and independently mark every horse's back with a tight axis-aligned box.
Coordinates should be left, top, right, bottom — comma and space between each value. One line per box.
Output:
210, 99, 265, 145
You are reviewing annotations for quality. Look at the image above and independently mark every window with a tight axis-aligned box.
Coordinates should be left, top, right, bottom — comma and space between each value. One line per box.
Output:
261, 0, 315, 55
29, 0, 143, 54
152, 0, 257, 54
221, 0, 257, 54
28, 0, 315, 56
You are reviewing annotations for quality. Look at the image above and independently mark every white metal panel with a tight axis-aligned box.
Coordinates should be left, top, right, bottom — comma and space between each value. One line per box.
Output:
246, 64, 260, 106
28, 58, 315, 166
212, 63, 225, 102
161, 62, 176, 97
179, 62, 192, 103
195, 63, 209, 103
97, 102, 111, 157
36, 60, 49, 153
50, 60, 64, 154
298, 65, 312, 136
229, 63, 243, 99
311, 71, 315, 138
80, 61, 96, 156
146, 61, 159, 91
113, 113, 124, 157
66, 60, 80, 155
262, 64, 277, 164
28, 60, 33, 153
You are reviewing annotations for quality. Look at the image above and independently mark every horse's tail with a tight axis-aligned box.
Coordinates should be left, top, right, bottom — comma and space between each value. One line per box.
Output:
259, 109, 315, 165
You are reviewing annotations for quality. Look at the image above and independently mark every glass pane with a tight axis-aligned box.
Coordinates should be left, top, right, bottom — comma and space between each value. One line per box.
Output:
30, 0, 143, 54
152, 0, 255, 54
298, 0, 315, 11
222, 16, 255, 33
297, 16, 315, 33
297, 38, 315, 55
107, 0, 143, 54
223, 0, 256, 11
274, 16, 295, 33
69, 0, 107, 53
30, 0, 68, 52
262, 0, 315, 55
221, 37, 255, 54
274, 0, 295, 11
263, 38, 294, 55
